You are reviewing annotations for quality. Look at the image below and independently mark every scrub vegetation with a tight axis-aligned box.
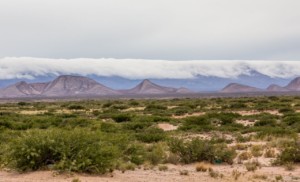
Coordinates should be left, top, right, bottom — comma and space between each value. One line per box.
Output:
0, 96, 299, 181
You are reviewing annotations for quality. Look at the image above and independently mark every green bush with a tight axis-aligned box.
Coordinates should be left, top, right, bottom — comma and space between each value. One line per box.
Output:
68, 105, 85, 110
168, 138, 235, 164
146, 143, 166, 165
112, 114, 132, 123
136, 127, 166, 143
5, 129, 120, 174
276, 141, 300, 164
123, 143, 146, 165
145, 104, 167, 111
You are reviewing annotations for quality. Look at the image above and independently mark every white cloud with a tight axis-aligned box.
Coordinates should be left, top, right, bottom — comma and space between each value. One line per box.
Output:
1, 57, 300, 80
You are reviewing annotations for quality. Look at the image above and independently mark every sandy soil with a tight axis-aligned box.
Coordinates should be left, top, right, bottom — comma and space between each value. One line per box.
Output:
235, 119, 256, 126
1, 164, 299, 182
235, 110, 282, 116
18, 110, 47, 115
157, 123, 178, 131
123, 107, 145, 112
172, 112, 205, 119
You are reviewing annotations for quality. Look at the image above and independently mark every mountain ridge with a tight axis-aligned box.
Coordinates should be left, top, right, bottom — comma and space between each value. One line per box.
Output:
0, 75, 193, 98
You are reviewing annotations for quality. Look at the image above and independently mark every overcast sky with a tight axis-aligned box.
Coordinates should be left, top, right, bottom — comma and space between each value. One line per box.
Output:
0, 0, 300, 60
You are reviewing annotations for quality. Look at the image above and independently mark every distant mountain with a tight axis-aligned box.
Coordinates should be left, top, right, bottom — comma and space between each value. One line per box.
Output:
285, 77, 300, 91
266, 84, 289, 92
220, 83, 262, 93
176, 87, 193, 94
0, 76, 193, 98
122, 79, 193, 94
0, 70, 292, 92
42, 75, 119, 96
0, 81, 40, 98
0, 75, 119, 98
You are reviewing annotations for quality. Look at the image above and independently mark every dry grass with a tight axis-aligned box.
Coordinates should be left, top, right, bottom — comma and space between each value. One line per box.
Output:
195, 162, 212, 172
179, 170, 189, 176
234, 143, 248, 150
264, 148, 276, 158
252, 174, 268, 180
232, 169, 242, 180
250, 145, 263, 157
245, 160, 261, 172
158, 165, 168, 171
284, 162, 295, 171
238, 151, 252, 161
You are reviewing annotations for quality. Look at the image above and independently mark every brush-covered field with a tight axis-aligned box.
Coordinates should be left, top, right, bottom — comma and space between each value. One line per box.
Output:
0, 96, 299, 182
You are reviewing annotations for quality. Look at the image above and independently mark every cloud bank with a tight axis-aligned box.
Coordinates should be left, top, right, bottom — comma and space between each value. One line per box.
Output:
0, 57, 300, 80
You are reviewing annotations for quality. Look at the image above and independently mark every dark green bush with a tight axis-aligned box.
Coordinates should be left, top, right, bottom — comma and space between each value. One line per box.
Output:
67, 105, 85, 110
279, 108, 295, 114
136, 127, 166, 143
206, 112, 240, 125
123, 144, 146, 165
17, 102, 28, 106
100, 122, 120, 133
112, 114, 132, 123
145, 104, 167, 111
283, 114, 300, 126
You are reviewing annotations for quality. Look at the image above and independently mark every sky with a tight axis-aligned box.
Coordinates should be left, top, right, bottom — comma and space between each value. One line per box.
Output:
0, 0, 300, 60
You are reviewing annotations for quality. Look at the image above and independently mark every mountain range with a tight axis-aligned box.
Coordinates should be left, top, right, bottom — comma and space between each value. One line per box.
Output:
0, 75, 193, 98
220, 77, 300, 93
1, 75, 300, 98
0, 71, 292, 92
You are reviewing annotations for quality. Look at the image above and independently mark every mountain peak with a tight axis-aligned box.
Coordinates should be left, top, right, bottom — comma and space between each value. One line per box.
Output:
285, 77, 300, 91
221, 83, 262, 93
124, 79, 178, 94
266, 84, 289, 92
140, 79, 152, 85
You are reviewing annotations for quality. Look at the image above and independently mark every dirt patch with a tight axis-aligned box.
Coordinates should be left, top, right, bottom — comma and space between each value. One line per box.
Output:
18, 110, 47, 115
172, 112, 205, 119
235, 110, 282, 116
235, 119, 256, 126
1, 164, 299, 182
157, 123, 178, 131
123, 107, 145, 112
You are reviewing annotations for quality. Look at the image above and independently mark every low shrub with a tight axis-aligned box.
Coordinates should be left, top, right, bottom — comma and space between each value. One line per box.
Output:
251, 145, 263, 157
158, 165, 168, 171
146, 143, 166, 165
276, 141, 300, 164
136, 127, 166, 143
179, 170, 189, 175
245, 160, 261, 172
123, 143, 146, 165
68, 105, 85, 110
112, 114, 132, 123
238, 151, 252, 161
264, 148, 276, 158
284, 162, 295, 171
5, 129, 121, 174
195, 162, 212, 172
145, 104, 167, 111
168, 138, 235, 164
232, 169, 241, 180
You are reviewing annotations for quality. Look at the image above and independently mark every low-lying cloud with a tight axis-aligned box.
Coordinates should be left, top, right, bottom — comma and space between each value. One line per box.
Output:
1, 57, 300, 80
